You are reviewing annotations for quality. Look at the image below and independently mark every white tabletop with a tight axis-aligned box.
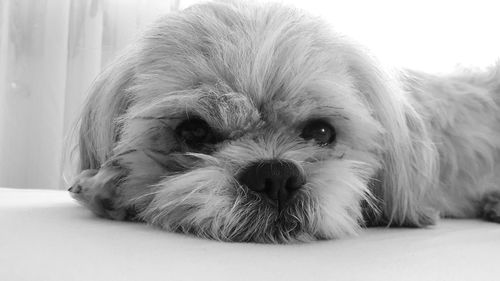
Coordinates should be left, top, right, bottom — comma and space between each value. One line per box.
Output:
1, 187, 499, 281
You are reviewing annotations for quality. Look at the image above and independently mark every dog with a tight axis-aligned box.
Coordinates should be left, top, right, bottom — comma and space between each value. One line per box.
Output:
68, 0, 500, 243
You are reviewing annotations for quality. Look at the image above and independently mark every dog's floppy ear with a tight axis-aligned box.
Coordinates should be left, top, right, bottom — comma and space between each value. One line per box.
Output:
78, 51, 137, 171
343, 45, 439, 227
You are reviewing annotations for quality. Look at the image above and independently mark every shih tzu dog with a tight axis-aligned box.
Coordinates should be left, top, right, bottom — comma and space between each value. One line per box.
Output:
69, 0, 500, 243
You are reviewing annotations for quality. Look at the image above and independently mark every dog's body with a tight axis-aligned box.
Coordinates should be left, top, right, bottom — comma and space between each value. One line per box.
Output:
69, 1, 500, 243
403, 70, 500, 219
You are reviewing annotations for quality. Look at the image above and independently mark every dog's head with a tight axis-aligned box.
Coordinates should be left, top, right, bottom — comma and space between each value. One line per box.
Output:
77, 1, 438, 242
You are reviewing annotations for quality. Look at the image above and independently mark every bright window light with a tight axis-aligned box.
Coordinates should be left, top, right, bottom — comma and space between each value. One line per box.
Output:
181, 0, 500, 73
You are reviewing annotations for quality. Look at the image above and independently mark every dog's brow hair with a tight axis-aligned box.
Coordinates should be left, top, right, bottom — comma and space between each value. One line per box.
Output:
312, 112, 350, 121
297, 104, 350, 122
131, 116, 181, 121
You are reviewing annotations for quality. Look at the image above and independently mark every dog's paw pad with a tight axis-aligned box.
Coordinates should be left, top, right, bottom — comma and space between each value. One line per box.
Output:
481, 192, 500, 223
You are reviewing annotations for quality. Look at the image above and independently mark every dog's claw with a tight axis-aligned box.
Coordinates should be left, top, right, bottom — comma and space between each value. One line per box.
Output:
68, 184, 82, 194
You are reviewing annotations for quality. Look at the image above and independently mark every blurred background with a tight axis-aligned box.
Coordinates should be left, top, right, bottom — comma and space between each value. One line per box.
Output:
0, 0, 498, 189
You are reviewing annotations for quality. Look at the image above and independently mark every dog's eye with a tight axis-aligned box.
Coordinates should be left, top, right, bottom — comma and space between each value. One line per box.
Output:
175, 118, 215, 147
300, 120, 336, 146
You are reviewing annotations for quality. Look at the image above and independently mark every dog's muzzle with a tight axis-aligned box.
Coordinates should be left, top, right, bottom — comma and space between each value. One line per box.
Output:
238, 160, 305, 209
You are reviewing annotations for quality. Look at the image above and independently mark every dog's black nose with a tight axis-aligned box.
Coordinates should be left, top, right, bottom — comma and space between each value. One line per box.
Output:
238, 160, 305, 208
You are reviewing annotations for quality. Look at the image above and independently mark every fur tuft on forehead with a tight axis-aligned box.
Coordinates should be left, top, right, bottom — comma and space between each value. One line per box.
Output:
132, 1, 351, 102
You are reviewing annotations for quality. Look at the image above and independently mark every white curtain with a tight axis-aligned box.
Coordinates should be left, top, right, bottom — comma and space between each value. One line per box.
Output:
0, 0, 178, 189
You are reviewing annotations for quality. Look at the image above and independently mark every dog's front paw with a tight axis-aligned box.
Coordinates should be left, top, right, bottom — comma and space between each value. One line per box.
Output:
480, 191, 500, 223
69, 168, 128, 220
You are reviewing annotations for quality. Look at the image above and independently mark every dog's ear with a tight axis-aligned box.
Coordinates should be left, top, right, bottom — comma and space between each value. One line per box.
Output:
344, 45, 439, 227
78, 52, 137, 171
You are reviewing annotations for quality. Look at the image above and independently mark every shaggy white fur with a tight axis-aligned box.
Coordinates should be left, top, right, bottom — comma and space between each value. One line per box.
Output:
69, 0, 500, 243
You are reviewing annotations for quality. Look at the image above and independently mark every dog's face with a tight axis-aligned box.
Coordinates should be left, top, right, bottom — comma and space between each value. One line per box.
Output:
77, 1, 437, 243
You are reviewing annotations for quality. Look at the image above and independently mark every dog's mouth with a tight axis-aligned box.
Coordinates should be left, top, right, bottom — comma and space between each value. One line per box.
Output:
253, 190, 301, 214
255, 195, 316, 243
203, 188, 319, 243
142, 186, 318, 243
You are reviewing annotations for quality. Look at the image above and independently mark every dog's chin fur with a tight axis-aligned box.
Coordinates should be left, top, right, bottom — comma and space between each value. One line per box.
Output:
69, 1, 500, 243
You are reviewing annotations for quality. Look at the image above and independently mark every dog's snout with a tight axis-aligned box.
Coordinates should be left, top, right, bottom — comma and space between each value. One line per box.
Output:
238, 160, 305, 208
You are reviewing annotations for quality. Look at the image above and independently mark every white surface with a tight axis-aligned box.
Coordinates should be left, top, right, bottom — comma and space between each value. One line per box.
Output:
1, 187, 499, 281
